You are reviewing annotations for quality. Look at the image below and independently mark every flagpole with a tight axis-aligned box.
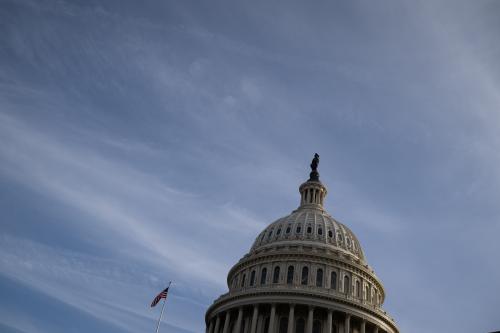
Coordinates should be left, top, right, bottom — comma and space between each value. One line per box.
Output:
155, 281, 171, 333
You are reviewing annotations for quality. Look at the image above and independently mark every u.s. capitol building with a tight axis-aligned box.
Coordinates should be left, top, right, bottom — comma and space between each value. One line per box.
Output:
205, 155, 398, 333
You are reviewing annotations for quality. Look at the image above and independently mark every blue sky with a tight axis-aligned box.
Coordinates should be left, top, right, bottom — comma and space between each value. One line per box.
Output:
1, 0, 500, 332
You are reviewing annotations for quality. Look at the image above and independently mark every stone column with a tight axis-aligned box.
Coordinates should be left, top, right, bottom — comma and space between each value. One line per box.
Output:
344, 314, 350, 333
326, 310, 333, 333
214, 315, 221, 333
373, 326, 379, 333
222, 311, 231, 333
360, 320, 366, 333
287, 304, 295, 333
268, 304, 276, 333
235, 307, 243, 333
250, 305, 259, 333
208, 319, 214, 333
307, 306, 314, 333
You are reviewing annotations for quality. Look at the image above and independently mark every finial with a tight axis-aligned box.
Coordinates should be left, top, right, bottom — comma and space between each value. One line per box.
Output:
309, 153, 320, 181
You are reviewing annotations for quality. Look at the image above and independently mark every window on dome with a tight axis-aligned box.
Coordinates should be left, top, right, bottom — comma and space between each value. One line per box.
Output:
356, 280, 360, 297
287, 266, 294, 284
301, 267, 309, 285
313, 320, 322, 333
296, 318, 305, 333
277, 228, 282, 235
296, 225, 301, 233
286, 226, 291, 234
273, 266, 280, 283
263, 317, 270, 333
316, 268, 323, 287
241, 274, 246, 288
250, 270, 256, 286
279, 317, 288, 333
268, 230, 273, 239
233, 275, 238, 288
318, 228, 323, 236
338, 234, 343, 242
307, 226, 312, 234
330, 271, 337, 290
344, 276, 350, 294
346, 238, 351, 246
260, 268, 267, 285
328, 230, 333, 238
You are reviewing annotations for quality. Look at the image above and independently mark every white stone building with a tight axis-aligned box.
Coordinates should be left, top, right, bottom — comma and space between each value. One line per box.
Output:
205, 155, 399, 333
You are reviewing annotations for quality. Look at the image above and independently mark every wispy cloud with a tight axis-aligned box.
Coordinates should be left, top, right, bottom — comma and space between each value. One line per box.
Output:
0, 234, 200, 333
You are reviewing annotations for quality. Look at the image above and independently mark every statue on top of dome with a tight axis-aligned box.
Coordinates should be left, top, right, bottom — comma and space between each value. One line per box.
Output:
309, 153, 320, 181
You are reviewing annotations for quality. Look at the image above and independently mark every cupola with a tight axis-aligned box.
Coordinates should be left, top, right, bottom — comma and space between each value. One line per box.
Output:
298, 153, 328, 210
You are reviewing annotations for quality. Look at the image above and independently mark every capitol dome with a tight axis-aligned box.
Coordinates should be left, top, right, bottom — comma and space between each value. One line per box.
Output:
206, 155, 399, 333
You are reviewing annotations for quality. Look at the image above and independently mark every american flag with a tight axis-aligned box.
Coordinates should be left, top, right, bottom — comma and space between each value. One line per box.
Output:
150, 287, 169, 307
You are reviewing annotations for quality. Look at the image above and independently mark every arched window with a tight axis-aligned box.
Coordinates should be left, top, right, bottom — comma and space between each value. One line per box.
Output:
301, 266, 309, 285
263, 317, 270, 333
286, 226, 291, 234
232, 275, 237, 288
296, 318, 305, 333
278, 317, 288, 333
273, 266, 280, 283
277, 228, 282, 235
260, 268, 267, 285
241, 274, 246, 288
316, 268, 323, 287
330, 271, 337, 290
318, 228, 323, 236
328, 230, 333, 238
344, 275, 350, 294
307, 226, 312, 234
313, 320, 322, 333
267, 229, 273, 239
296, 225, 302, 233
250, 270, 256, 286
356, 280, 361, 297
287, 266, 294, 284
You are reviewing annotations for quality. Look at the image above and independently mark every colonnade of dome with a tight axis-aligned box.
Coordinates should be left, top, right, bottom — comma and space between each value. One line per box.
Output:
206, 156, 398, 333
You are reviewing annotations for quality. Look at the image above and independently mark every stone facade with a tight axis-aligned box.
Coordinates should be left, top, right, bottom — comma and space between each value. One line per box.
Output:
205, 161, 398, 333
